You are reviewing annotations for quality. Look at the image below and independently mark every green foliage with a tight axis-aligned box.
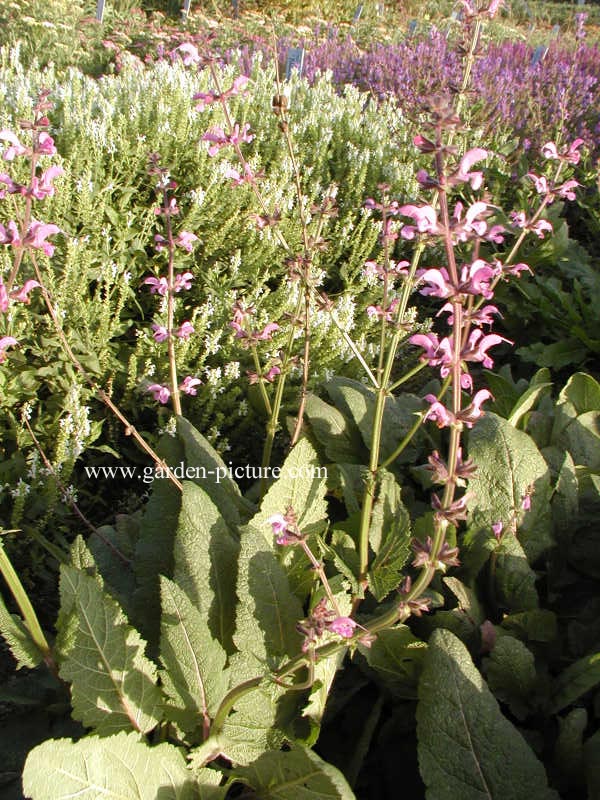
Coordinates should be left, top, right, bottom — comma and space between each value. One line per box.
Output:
417, 629, 558, 800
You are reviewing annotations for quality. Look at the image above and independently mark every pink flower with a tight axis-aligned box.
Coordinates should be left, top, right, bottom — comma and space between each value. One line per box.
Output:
424, 395, 454, 428
459, 389, 493, 427
0, 282, 8, 312
410, 333, 454, 376
23, 221, 61, 256
542, 138, 584, 164
10, 279, 40, 304
462, 330, 510, 369
172, 43, 200, 66
267, 510, 302, 545
328, 617, 357, 638
264, 365, 281, 382
0, 335, 18, 362
0, 220, 21, 247
154, 234, 167, 252
366, 299, 399, 322
176, 321, 194, 339
179, 376, 202, 395
453, 148, 487, 190
256, 322, 280, 340
29, 165, 64, 200
399, 204, 439, 239
146, 383, 171, 404
492, 521, 503, 541
0, 130, 27, 160
528, 173, 549, 194
521, 493, 532, 511
194, 91, 219, 112
175, 231, 198, 252
557, 180, 579, 201
151, 323, 169, 342
143, 276, 169, 295
0, 172, 26, 196
173, 272, 193, 292
531, 220, 553, 239
36, 132, 56, 156
202, 123, 254, 156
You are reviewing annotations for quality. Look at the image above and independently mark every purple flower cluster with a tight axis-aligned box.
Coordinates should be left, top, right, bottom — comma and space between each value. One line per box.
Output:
226, 28, 600, 152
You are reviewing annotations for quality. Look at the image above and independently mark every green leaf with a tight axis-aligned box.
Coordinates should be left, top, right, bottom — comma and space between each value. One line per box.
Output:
132, 433, 184, 649
23, 731, 203, 799
232, 742, 356, 799
584, 729, 600, 799
0, 593, 43, 670
483, 636, 537, 720
493, 535, 539, 613
556, 410, 600, 472
218, 682, 286, 766
304, 393, 365, 463
500, 610, 557, 644
251, 438, 328, 535
367, 471, 411, 601
554, 708, 586, 790
443, 577, 484, 626
173, 482, 240, 654
508, 382, 552, 428
468, 413, 553, 561
359, 625, 427, 697
159, 577, 228, 733
417, 629, 557, 800
558, 372, 600, 414
177, 416, 252, 529
550, 652, 600, 713
59, 565, 162, 734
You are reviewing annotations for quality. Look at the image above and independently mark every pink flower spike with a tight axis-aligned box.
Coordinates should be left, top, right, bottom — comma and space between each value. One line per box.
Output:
557, 180, 579, 201
527, 173, 549, 194
457, 148, 487, 188
143, 276, 169, 295
267, 513, 287, 537
0, 282, 8, 312
173, 272, 193, 292
504, 262, 530, 277
531, 220, 553, 238
419, 267, 453, 299
566, 139, 584, 165
10, 279, 40, 304
179, 376, 202, 395
462, 330, 511, 369
24, 221, 61, 256
328, 617, 357, 638
0, 130, 27, 160
264, 365, 281, 382
176, 321, 195, 339
399, 204, 438, 234
151, 323, 169, 342
36, 132, 56, 156
0, 220, 21, 247
147, 383, 171, 404
175, 231, 198, 252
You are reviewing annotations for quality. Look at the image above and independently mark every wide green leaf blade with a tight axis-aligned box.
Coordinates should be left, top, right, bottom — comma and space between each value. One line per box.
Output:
550, 652, 600, 713
59, 565, 162, 734
417, 629, 557, 800
232, 742, 356, 799
468, 413, 553, 561
23, 731, 203, 799
159, 577, 228, 732
174, 482, 239, 653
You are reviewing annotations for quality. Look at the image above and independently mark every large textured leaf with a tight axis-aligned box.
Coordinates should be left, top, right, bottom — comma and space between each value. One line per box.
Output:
177, 416, 252, 529
23, 731, 203, 799
304, 393, 365, 463
550, 652, 600, 713
558, 372, 600, 414
59, 566, 162, 734
483, 635, 537, 720
367, 471, 411, 601
218, 683, 286, 766
132, 433, 184, 649
325, 377, 422, 464
159, 577, 228, 732
173, 482, 239, 653
468, 412, 553, 561
417, 629, 557, 800
493, 535, 539, 613
251, 437, 328, 535
232, 743, 356, 799
0, 593, 43, 669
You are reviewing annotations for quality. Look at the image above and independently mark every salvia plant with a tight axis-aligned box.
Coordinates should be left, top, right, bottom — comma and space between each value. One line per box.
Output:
1, 2, 600, 799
